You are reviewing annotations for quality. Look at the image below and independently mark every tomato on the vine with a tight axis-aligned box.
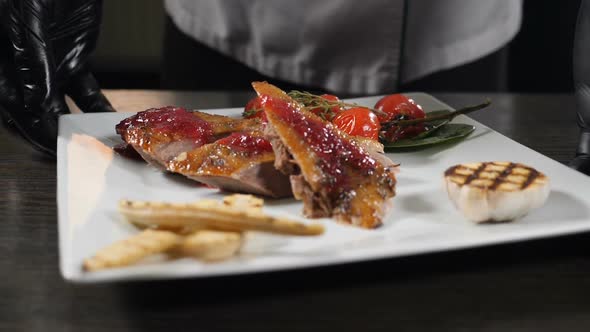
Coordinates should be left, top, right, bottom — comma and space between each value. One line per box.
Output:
309, 94, 344, 120
374, 94, 427, 142
243, 96, 267, 122
332, 107, 380, 140
374, 94, 425, 123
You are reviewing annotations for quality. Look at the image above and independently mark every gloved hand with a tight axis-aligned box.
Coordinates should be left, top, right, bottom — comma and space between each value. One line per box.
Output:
0, 0, 114, 157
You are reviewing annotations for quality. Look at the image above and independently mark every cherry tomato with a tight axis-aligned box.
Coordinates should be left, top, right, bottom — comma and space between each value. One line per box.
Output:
243, 96, 267, 122
309, 94, 344, 120
332, 107, 380, 140
375, 94, 427, 142
320, 94, 343, 113
374, 94, 425, 123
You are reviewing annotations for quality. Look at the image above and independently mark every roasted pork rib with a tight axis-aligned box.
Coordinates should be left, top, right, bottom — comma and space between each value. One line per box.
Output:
253, 82, 397, 228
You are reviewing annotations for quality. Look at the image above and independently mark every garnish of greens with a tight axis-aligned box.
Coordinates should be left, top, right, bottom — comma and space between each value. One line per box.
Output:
382, 124, 476, 148
380, 100, 490, 148
288, 90, 491, 149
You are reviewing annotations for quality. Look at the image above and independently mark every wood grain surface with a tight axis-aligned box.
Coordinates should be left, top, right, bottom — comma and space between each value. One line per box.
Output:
1, 91, 589, 332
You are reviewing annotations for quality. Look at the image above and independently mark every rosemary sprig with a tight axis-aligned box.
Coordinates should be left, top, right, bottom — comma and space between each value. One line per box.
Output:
382, 99, 492, 128
288, 90, 389, 118
287, 90, 490, 127
243, 107, 263, 118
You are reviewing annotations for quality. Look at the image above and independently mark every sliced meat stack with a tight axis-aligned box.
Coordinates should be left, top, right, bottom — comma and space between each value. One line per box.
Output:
252, 82, 398, 228
115, 84, 398, 228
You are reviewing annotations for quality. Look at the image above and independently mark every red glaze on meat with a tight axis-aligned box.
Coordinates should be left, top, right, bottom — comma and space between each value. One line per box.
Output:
253, 82, 397, 228
116, 106, 214, 146
215, 132, 274, 155
116, 106, 261, 168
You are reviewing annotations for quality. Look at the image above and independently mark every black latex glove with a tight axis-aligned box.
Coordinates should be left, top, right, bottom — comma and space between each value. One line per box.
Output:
0, 0, 114, 157
571, 0, 590, 175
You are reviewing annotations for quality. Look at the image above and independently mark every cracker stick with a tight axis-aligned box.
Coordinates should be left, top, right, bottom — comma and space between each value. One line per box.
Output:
126, 194, 276, 233
223, 194, 264, 212
83, 229, 180, 272
175, 230, 243, 261
118, 199, 324, 236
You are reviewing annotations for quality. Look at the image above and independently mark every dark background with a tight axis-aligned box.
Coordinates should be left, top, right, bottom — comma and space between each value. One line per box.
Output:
508, 0, 581, 93
91, 0, 582, 93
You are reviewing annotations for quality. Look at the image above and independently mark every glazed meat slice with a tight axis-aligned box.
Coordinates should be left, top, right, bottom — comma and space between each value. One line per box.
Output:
115, 106, 290, 197
116, 106, 261, 168
167, 131, 292, 198
253, 82, 397, 228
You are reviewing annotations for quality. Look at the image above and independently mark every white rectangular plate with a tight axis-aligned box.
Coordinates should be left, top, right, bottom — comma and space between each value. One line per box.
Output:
58, 93, 590, 283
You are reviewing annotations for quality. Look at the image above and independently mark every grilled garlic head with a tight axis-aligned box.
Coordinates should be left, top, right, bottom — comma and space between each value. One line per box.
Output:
444, 162, 550, 223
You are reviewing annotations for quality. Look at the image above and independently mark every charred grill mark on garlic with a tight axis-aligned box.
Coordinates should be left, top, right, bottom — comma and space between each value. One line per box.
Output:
444, 162, 550, 223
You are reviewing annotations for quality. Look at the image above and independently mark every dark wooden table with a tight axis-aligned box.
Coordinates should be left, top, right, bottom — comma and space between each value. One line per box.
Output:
2, 91, 589, 332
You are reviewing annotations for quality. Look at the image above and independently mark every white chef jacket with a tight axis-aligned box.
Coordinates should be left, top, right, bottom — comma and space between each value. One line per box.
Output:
164, 0, 522, 95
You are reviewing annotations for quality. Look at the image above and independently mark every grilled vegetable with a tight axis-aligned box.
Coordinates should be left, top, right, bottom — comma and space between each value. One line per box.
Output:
444, 162, 550, 223
83, 229, 181, 271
